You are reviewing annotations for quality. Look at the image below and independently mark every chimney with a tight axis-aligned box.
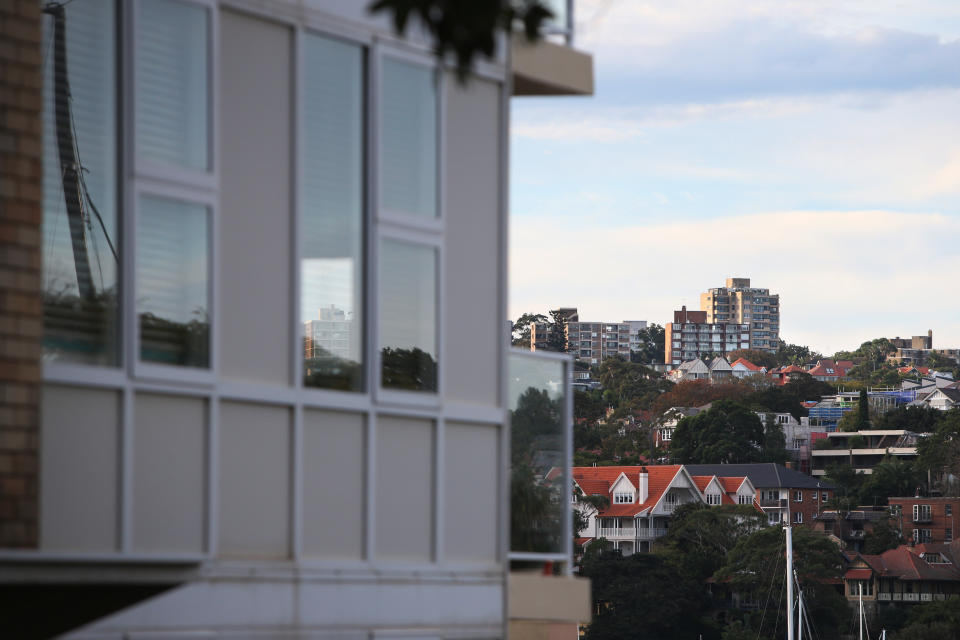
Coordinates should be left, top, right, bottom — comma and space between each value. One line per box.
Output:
929, 329, 933, 349
638, 467, 648, 504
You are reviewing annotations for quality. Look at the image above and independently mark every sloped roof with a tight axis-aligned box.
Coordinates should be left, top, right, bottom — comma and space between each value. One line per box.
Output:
571, 465, 686, 517
684, 463, 834, 490
854, 544, 960, 582
731, 358, 764, 372
709, 357, 733, 372
807, 364, 840, 377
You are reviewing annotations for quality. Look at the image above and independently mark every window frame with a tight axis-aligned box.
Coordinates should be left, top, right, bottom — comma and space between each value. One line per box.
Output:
371, 44, 446, 408
129, 0, 219, 385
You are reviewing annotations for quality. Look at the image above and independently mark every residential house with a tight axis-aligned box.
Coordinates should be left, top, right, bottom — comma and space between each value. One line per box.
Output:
731, 357, 767, 379
685, 463, 835, 527
668, 358, 711, 382
888, 497, 960, 545
573, 465, 711, 554
806, 358, 854, 382
843, 543, 960, 612
1, 1, 593, 637
914, 382, 960, 411
708, 356, 734, 380
756, 411, 816, 474
769, 364, 809, 386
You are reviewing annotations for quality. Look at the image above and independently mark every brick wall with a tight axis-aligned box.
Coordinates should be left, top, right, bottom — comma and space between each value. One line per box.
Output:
787, 487, 832, 527
0, 0, 43, 548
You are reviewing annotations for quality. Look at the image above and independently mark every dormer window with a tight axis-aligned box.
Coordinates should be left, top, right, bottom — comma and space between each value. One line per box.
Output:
614, 492, 633, 504
706, 493, 721, 505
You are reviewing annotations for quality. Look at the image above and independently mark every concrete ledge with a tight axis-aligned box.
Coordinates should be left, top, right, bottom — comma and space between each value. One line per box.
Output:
511, 36, 593, 96
509, 572, 592, 623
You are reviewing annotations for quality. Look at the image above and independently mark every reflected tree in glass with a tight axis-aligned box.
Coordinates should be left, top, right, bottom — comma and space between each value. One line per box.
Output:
509, 355, 566, 555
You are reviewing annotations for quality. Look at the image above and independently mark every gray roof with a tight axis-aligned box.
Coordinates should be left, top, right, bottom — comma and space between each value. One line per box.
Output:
684, 463, 835, 490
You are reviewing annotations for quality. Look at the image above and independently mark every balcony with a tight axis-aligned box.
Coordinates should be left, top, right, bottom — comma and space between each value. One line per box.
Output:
636, 528, 668, 540
598, 527, 635, 538
913, 514, 933, 524
758, 498, 787, 508
511, 28, 593, 96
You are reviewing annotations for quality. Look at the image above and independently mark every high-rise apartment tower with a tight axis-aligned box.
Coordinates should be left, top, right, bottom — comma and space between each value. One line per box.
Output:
700, 278, 780, 352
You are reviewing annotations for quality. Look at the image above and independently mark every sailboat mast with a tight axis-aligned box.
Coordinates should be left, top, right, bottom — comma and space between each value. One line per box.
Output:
797, 579, 803, 640
858, 582, 864, 640
785, 525, 795, 640
43, 2, 95, 300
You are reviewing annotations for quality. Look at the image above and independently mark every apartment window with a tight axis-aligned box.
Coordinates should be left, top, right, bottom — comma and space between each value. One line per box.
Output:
380, 57, 437, 219
947, 505, 953, 516
913, 504, 932, 522
134, 0, 213, 371
793, 511, 803, 524
379, 239, 438, 392
377, 54, 441, 395
707, 493, 721, 505
768, 512, 780, 525
301, 34, 364, 390
614, 492, 633, 504
947, 528, 953, 542
738, 494, 752, 505
41, 0, 120, 366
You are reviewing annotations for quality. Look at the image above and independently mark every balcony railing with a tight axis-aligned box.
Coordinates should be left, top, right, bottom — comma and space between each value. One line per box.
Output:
598, 527, 634, 538
913, 515, 933, 523
636, 527, 668, 540
758, 498, 787, 507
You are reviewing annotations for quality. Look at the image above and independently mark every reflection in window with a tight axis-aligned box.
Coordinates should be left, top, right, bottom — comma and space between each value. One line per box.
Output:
509, 354, 566, 555
137, 196, 209, 367
379, 239, 437, 392
380, 58, 436, 218
41, 0, 120, 365
136, 0, 209, 171
302, 34, 364, 391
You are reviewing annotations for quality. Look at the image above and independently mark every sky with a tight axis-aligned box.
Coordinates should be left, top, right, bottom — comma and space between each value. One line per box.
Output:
509, 0, 960, 356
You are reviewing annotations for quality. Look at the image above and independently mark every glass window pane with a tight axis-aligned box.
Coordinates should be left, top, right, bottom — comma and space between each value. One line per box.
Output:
301, 34, 364, 391
379, 239, 437, 392
41, 0, 119, 365
509, 353, 567, 555
380, 58, 436, 218
136, 0, 209, 171
137, 195, 209, 367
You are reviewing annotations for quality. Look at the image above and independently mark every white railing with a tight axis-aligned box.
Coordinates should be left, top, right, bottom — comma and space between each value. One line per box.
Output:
598, 527, 635, 538
636, 528, 668, 540
903, 593, 919, 602
878, 593, 891, 601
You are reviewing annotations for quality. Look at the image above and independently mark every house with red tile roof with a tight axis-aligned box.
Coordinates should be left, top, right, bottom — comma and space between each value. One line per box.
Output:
572, 465, 760, 555
573, 465, 708, 554
730, 357, 766, 379
768, 364, 808, 386
843, 543, 960, 610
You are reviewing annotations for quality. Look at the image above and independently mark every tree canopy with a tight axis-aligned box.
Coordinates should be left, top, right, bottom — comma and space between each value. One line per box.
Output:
670, 400, 766, 464
629, 323, 665, 365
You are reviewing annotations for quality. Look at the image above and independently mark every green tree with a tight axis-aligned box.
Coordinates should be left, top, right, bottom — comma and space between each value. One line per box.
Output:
630, 323, 665, 365
369, 0, 552, 80
670, 400, 766, 464
761, 413, 789, 464
916, 409, 960, 495
857, 388, 871, 429
860, 457, 923, 506
510, 312, 546, 347
875, 405, 944, 433
595, 356, 668, 410
659, 502, 766, 581
891, 599, 960, 640
775, 340, 823, 366
573, 388, 605, 423
582, 550, 707, 640
726, 348, 778, 369
545, 308, 570, 352
715, 527, 847, 640
863, 515, 903, 554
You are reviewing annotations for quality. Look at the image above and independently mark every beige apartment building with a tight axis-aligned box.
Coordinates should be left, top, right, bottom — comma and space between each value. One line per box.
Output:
700, 277, 780, 352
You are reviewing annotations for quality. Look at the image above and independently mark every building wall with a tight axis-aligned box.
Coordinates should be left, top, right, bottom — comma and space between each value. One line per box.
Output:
11, 2, 512, 637
701, 277, 780, 352
0, 0, 43, 549
889, 497, 960, 544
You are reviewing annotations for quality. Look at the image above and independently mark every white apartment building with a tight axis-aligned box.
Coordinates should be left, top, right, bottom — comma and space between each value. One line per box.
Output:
1, 1, 593, 637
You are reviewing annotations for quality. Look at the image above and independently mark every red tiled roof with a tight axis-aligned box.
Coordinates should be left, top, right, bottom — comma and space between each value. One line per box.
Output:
731, 358, 763, 372
719, 477, 746, 493
853, 545, 960, 582
571, 465, 685, 517
781, 365, 807, 374
807, 364, 839, 377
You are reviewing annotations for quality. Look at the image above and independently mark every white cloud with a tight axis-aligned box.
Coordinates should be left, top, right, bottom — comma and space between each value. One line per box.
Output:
509, 210, 960, 355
